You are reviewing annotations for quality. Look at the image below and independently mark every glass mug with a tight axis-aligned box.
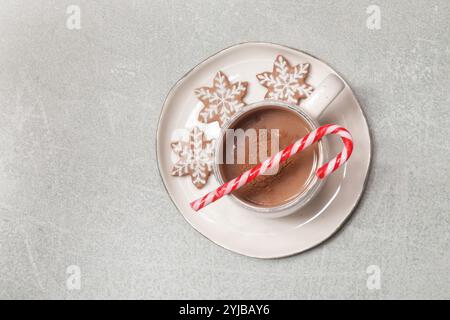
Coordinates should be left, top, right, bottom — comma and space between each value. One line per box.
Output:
213, 74, 345, 218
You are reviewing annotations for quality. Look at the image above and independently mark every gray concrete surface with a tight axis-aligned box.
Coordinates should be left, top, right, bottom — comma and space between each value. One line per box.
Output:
0, 0, 449, 299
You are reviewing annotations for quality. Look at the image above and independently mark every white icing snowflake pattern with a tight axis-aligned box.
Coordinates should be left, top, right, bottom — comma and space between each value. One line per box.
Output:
195, 71, 248, 127
171, 126, 215, 189
256, 55, 314, 105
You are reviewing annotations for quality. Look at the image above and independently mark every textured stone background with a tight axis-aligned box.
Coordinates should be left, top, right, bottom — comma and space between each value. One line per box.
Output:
0, 0, 449, 299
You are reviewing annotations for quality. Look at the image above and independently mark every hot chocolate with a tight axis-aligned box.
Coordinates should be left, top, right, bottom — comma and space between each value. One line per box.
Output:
219, 106, 319, 207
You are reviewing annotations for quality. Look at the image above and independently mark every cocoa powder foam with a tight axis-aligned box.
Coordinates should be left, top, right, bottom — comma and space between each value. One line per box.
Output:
219, 106, 319, 207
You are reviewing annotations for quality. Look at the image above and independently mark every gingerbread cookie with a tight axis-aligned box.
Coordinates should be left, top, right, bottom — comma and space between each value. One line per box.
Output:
171, 126, 215, 189
256, 55, 313, 105
195, 71, 248, 127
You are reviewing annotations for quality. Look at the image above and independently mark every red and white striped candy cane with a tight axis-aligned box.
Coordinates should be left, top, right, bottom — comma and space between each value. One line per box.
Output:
190, 124, 353, 212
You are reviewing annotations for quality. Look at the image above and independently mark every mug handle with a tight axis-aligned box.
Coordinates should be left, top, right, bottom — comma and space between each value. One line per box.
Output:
302, 74, 345, 119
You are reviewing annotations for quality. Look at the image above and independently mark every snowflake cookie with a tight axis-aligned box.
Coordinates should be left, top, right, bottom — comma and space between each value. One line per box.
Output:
195, 71, 248, 127
256, 55, 314, 105
171, 126, 215, 189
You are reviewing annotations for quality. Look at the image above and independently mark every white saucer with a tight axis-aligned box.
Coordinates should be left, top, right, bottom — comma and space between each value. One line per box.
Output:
156, 42, 371, 259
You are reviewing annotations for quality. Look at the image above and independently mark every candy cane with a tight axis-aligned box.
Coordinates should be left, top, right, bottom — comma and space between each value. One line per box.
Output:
190, 124, 353, 212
